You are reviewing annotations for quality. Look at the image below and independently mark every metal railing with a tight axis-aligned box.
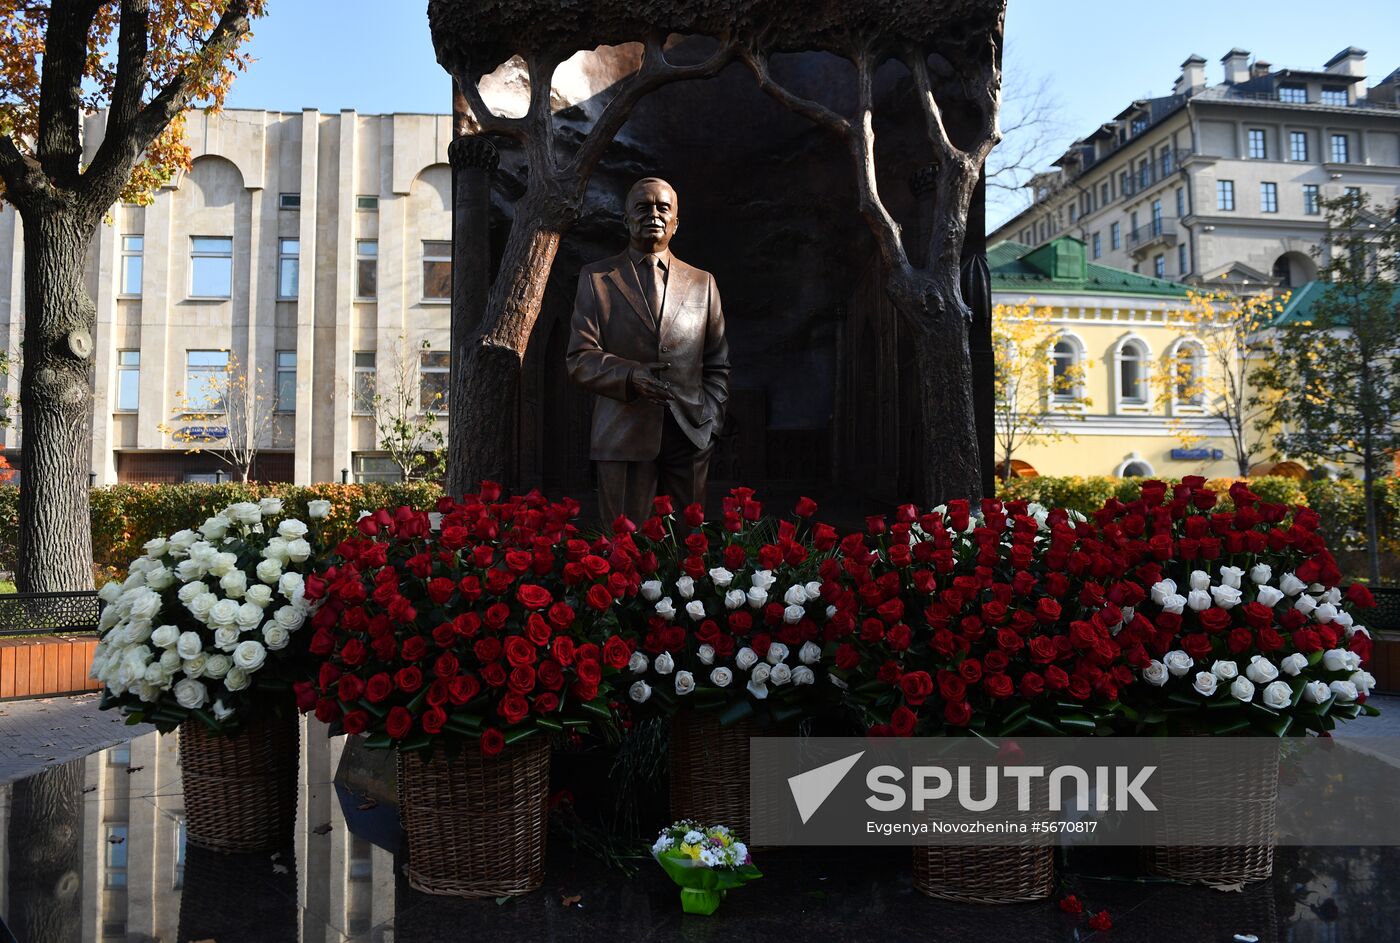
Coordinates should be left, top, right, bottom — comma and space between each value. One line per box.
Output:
1127, 219, 1179, 248
0, 591, 101, 636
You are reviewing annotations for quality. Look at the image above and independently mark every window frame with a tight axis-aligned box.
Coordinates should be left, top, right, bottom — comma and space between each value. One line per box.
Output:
1260, 181, 1279, 213
1169, 339, 1207, 412
274, 350, 296, 413
1153, 254, 1166, 279
1330, 133, 1350, 163
419, 349, 450, 412
1178, 242, 1189, 276
1247, 128, 1267, 160
353, 351, 376, 413
1114, 336, 1152, 411
421, 240, 452, 303
119, 234, 143, 297
188, 235, 234, 300
116, 350, 140, 413
1278, 84, 1307, 104
1216, 180, 1235, 211
356, 194, 379, 211
1110, 222, 1121, 250
1289, 130, 1309, 162
278, 192, 301, 210
1321, 86, 1349, 107
1047, 332, 1088, 408
183, 349, 230, 413
355, 239, 378, 300
1091, 232, 1101, 259
277, 238, 300, 300
1303, 184, 1320, 215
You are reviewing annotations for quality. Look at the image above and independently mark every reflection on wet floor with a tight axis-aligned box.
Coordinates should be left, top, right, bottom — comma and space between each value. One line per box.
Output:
0, 725, 1395, 942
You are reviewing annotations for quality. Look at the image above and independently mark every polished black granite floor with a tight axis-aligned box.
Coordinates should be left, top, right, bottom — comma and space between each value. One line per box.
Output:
0, 729, 1396, 942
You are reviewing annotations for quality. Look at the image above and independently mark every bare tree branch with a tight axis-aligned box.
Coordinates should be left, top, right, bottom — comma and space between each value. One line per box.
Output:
0, 134, 55, 207
739, 46, 851, 138
452, 66, 530, 142
523, 51, 560, 175
850, 48, 910, 276
904, 47, 960, 167
106, 0, 151, 138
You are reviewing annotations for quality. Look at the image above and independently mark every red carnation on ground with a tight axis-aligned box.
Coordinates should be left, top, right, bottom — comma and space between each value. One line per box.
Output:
1087, 910, 1112, 931
1058, 894, 1083, 914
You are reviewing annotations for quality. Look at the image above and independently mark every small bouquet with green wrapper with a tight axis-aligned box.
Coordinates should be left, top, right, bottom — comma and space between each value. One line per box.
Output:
651, 820, 761, 915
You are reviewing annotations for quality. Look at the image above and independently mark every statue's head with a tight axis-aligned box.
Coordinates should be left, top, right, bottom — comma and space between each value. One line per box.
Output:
625, 177, 679, 254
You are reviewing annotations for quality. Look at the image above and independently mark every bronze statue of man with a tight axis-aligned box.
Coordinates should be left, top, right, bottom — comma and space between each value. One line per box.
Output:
566, 177, 730, 526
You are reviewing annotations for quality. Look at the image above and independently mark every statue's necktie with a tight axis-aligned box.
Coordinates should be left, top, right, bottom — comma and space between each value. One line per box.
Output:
641, 255, 664, 326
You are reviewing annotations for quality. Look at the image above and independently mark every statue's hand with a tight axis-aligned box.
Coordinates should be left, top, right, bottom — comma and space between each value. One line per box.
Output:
633, 362, 674, 403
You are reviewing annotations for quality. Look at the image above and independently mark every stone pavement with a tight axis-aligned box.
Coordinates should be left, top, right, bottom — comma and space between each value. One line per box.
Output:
0, 691, 154, 784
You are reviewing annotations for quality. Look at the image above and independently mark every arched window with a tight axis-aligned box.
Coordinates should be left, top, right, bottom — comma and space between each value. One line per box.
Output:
1172, 341, 1205, 407
1116, 456, 1155, 477
1048, 335, 1085, 404
1117, 338, 1149, 406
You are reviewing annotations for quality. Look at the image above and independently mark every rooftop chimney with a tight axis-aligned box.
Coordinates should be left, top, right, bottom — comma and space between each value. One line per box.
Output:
1221, 48, 1251, 85
1175, 54, 1207, 95
1251, 60, 1272, 78
1325, 46, 1368, 99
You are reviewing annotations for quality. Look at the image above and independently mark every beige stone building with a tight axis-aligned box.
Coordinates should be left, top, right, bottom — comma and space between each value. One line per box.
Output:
991, 47, 1400, 292
0, 108, 456, 484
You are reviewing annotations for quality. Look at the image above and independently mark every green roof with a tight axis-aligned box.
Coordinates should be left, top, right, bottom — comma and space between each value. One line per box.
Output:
1272, 279, 1400, 327
989, 237, 1192, 298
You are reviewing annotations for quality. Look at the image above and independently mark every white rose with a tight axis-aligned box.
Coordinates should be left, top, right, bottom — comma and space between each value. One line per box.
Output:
98, 581, 125, 604
1351, 670, 1377, 696
1249, 563, 1273, 585
137, 682, 163, 702
204, 654, 232, 679
710, 666, 733, 688
1279, 572, 1308, 596
214, 626, 241, 651
278, 572, 304, 600
128, 587, 162, 622
263, 537, 291, 564
245, 584, 274, 609
675, 671, 696, 695
735, 647, 759, 670
792, 666, 815, 686
1335, 611, 1354, 629
1162, 593, 1187, 615
655, 597, 676, 621
746, 677, 769, 700
766, 643, 790, 665
697, 644, 716, 665
176, 631, 204, 659
675, 576, 695, 599
258, 497, 285, 517
262, 624, 291, 651
123, 620, 153, 645
285, 538, 311, 563
1281, 653, 1309, 677
1246, 655, 1280, 684
199, 516, 231, 540
144, 537, 169, 558
1314, 603, 1339, 624
725, 589, 746, 610
1325, 587, 1342, 606
770, 663, 792, 686
1295, 594, 1318, 615
1256, 585, 1285, 608
142, 662, 167, 685
783, 604, 805, 624
1192, 671, 1218, 697
1219, 566, 1245, 590
169, 529, 198, 550
1211, 585, 1243, 609
641, 580, 663, 602
1230, 676, 1256, 702
272, 605, 305, 632
218, 570, 248, 599
256, 558, 283, 584
1143, 660, 1169, 686
224, 502, 261, 524
308, 499, 332, 519
746, 586, 768, 608
208, 598, 240, 628
145, 567, 175, 591
1302, 680, 1331, 704
1321, 648, 1350, 672
805, 581, 823, 601
182, 653, 209, 678
1189, 570, 1210, 591
158, 649, 181, 673
177, 581, 206, 604
1262, 680, 1293, 709
277, 519, 308, 541
151, 625, 180, 649
685, 600, 706, 621
628, 651, 650, 674
629, 680, 652, 703
751, 570, 776, 591
173, 678, 208, 709
175, 559, 205, 583
223, 666, 250, 691
1212, 660, 1239, 681
750, 664, 771, 685
1164, 650, 1194, 677
211, 699, 235, 722
654, 652, 676, 675
781, 585, 806, 607
1329, 680, 1359, 703
708, 567, 734, 588
799, 641, 822, 665
236, 599, 265, 628
1186, 589, 1212, 612
207, 552, 238, 578
1150, 579, 1178, 605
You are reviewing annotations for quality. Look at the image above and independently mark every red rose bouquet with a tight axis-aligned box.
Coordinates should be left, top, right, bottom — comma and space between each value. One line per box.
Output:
298, 484, 638, 756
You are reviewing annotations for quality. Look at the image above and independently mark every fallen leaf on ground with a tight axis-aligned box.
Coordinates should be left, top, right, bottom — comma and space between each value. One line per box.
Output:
561, 894, 582, 907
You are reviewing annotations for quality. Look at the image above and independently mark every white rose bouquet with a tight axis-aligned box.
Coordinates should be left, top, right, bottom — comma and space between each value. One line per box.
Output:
91, 500, 326, 733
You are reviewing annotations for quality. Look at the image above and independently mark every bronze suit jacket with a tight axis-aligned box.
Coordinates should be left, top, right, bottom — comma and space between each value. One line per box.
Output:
566, 250, 730, 462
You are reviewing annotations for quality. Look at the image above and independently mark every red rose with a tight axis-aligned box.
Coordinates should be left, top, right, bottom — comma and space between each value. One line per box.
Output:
385, 706, 413, 739
943, 701, 973, 726
937, 672, 967, 702
984, 673, 1014, 699
835, 643, 860, 671
481, 662, 507, 687
294, 681, 317, 712
575, 659, 602, 685
516, 583, 553, 610
551, 636, 576, 666
341, 710, 369, 735
1182, 633, 1214, 659
315, 697, 342, 725
388, 596, 418, 625
508, 665, 537, 694
448, 674, 481, 705
536, 659, 565, 690
1059, 894, 1083, 915
1035, 597, 1062, 624
900, 671, 934, 707
958, 659, 983, 684
585, 584, 613, 611
480, 728, 505, 757
890, 706, 918, 737
602, 635, 631, 669
426, 577, 455, 604
1019, 672, 1046, 698
1346, 583, 1376, 608
1197, 608, 1233, 633
498, 693, 530, 725
337, 674, 365, 703
395, 666, 424, 693
1088, 911, 1112, 932
421, 707, 447, 735
401, 636, 428, 661
1045, 666, 1070, 690
887, 623, 913, 651
505, 636, 538, 667
533, 692, 560, 714
1227, 627, 1254, 654
1028, 636, 1058, 664
434, 652, 460, 679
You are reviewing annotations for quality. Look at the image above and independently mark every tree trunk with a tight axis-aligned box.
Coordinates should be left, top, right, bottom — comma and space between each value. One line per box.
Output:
1363, 440, 1382, 586
6, 759, 85, 943
17, 209, 97, 592
447, 185, 569, 494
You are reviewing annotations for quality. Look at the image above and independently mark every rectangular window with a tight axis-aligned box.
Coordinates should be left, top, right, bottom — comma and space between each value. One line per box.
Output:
1290, 131, 1309, 161
354, 454, 402, 484
1278, 84, 1307, 104
277, 238, 299, 299
1068, 204, 1077, 224
1330, 134, 1349, 163
1178, 243, 1189, 275
105, 825, 129, 889
1092, 232, 1101, 259
1131, 116, 1147, 136
184, 350, 229, 412
278, 192, 301, 210
189, 236, 232, 299
356, 240, 378, 299
1110, 222, 1121, 250
1160, 146, 1174, 176
1100, 182, 1110, 205
275, 350, 296, 413
1175, 186, 1185, 217
1345, 186, 1362, 200
356, 195, 379, 211
1137, 158, 1149, 189
1247, 129, 1267, 159
1303, 184, 1320, 215
1217, 180, 1235, 211
1150, 199, 1163, 234
422, 241, 452, 302
119, 235, 143, 296
1153, 254, 1166, 279
1321, 86, 1348, 106
1119, 170, 1130, 196
1129, 211, 1138, 239
419, 350, 450, 411
353, 351, 375, 412
116, 350, 140, 412
1260, 181, 1278, 213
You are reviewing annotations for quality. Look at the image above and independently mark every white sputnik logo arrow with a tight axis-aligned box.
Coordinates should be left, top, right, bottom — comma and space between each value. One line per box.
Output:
787, 751, 865, 824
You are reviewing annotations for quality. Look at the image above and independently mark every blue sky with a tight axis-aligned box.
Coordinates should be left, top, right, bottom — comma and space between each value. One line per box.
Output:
223, 1, 1400, 226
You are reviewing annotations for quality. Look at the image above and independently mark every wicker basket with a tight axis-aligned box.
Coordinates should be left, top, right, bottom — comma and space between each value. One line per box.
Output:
178, 707, 300, 853
668, 712, 761, 838
397, 734, 550, 898
1144, 742, 1279, 885
912, 845, 1055, 904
